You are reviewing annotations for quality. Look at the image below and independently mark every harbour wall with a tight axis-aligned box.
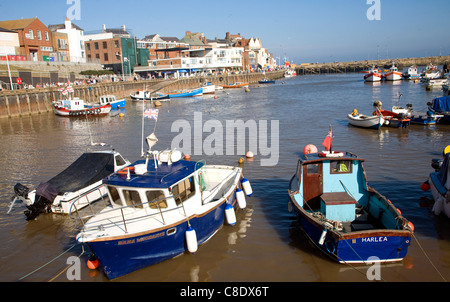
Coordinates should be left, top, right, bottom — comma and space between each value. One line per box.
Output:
295, 55, 450, 75
0, 71, 284, 118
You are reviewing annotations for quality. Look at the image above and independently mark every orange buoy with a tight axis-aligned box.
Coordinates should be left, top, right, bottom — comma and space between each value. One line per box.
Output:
420, 181, 430, 191
303, 144, 318, 155
246, 151, 254, 158
184, 154, 191, 160
408, 221, 415, 232
87, 256, 99, 270
118, 166, 134, 175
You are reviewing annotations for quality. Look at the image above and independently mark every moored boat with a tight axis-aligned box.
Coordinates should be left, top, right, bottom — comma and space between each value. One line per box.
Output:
258, 78, 276, 84
347, 109, 384, 129
288, 131, 414, 264
402, 65, 420, 80
428, 96, 450, 124
89, 95, 126, 109
71, 135, 252, 279
52, 97, 111, 117
166, 87, 203, 98
364, 66, 382, 82
384, 63, 402, 81
223, 82, 249, 89
10, 150, 131, 220
130, 90, 151, 101
422, 146, 450, 218
202, 82, 216, 94
378, 109, 410, 128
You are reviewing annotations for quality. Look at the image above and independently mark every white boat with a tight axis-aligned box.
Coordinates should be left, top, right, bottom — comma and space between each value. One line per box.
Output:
88, 95, 126, 109
402, 65, 420, 80
10, 150, 131, 220
347, 110, 384, 129
425, 78, 448, 90
130, 90, 151, 101
364, 66, 382, 82
284, 69, 297, 78
384, 63, 402, 81
421, 63, 441, 80
202, 82, 216, 94
71, 134, 251, 279
52, 97, 112, 117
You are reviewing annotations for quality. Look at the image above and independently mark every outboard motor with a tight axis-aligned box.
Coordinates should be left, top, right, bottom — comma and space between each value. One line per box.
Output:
24, 182, 58, 221
13, 183, 30, 199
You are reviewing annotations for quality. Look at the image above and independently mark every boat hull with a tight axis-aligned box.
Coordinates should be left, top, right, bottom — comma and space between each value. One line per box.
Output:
167, 88, 203, 98
294, 209, 411, 263
364, 73, 381, 82
347, 114, 384, 129
85, 195, 237, 280
385, 72, 402, 81
53, 104, 111, 117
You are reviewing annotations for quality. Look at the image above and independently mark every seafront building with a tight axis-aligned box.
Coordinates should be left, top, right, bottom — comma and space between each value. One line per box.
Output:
0, 15, 277, 83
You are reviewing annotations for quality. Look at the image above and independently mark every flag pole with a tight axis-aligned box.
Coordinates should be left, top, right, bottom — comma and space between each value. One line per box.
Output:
329, 124, 332, 153
141, 99, 146, 157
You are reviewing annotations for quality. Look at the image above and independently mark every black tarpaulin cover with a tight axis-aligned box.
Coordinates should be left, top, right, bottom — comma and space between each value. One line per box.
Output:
43, 152, 115, 197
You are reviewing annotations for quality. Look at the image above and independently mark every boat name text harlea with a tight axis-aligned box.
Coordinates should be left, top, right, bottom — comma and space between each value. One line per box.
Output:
117, 232, 165, 245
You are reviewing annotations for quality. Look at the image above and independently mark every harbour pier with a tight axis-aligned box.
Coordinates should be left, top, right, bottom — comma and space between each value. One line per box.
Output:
0, 71, 284, 118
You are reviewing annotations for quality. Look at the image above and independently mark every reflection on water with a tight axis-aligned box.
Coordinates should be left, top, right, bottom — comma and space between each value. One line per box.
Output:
0, 73, 449, 282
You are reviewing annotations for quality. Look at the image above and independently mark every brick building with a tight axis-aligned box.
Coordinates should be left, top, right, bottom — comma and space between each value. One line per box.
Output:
0, 18, 53, 61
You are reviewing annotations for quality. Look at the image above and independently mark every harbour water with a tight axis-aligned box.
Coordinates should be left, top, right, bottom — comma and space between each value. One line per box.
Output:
0, 72, 449, 283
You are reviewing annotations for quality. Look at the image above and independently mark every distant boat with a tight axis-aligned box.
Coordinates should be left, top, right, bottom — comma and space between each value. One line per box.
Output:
89, 95, 126, 110
202, 82, 216, 94
392, 104, 443, 125
402, 65, 421, 80
429, 96, 450, 124
130, 90, 151, 101
284, 69, 296, 78
378, 109, 410, 128
384, 63, 402, 81
421, 63, 441, 80
258, 78, 276, 84
223, 82, 249, 89
165, 87, 203, 98
52, 98, 111, 117
347, 109, 384, 129
364, 66, 382, 82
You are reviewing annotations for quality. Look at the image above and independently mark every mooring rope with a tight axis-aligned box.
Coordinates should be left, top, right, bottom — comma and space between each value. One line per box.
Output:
18, 243, 83, 281
411, 232, 447, 282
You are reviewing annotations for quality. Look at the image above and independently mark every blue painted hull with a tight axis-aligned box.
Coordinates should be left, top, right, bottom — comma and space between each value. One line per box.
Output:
168, 88, 202, 98
294, 207, 411, 263
110, 99, 126, 109
87, 198, 236, 279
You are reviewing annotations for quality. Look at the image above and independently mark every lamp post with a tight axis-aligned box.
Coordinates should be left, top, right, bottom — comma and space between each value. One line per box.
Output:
2, 46, 14, 90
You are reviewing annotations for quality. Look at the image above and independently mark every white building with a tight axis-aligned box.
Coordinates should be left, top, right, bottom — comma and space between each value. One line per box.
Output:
48, 19, 86, 63
0, 27, 20, 55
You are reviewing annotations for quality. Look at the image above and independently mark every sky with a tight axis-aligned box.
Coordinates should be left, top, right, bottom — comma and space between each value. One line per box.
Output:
1, 0, 449, 64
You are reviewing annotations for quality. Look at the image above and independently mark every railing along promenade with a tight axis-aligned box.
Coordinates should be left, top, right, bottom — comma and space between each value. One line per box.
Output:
0, 71, 284, 118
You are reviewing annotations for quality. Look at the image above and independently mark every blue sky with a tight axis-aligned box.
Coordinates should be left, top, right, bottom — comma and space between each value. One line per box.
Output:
1, 0, 449, 64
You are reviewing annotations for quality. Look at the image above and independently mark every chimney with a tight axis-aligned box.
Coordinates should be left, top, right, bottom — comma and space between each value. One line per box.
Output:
122, 25, 126, 31
225, 32, 230, 40
102, 24, 106, 31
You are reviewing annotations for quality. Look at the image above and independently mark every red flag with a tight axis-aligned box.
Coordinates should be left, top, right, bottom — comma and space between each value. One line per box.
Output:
322, 130, 332, 151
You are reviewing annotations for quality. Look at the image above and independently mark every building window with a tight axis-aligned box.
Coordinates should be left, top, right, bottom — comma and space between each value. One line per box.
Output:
104, 53, 109, 61
37, 30, 42, 40
58, 39, 67, 50
116, 53, 121, 60
95, 54, 100, 59
28, 29, 34, 39
114, 40, 119, 48
103, 41, 107, 49
86, 43, 90, 51
45, 32, 49, 41
94, 42, 99, 50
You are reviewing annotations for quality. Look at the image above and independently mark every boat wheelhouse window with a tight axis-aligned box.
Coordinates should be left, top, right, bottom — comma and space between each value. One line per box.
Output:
115, 154, 127, 166
330, 161, 352, 174
108, 186, 121, 206
307, 164, 319, 175
123, 190, 143, 209
172, 177, 196, 206
146, 190, 168, 209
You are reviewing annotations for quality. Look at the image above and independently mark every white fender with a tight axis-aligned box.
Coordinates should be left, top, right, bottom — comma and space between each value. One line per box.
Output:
319, 229, 327, 246
185, 226, 198, 253
225, 203, 236, 225
236, 188, 247, 209
241, 178, 253, 196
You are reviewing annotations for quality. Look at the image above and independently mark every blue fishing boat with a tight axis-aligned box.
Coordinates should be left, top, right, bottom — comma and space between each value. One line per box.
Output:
88, 95, 126, 109
288, 130, 414, 264
165, 87, 203, 98
71, 134, 251, 279
258, 78, 275, 84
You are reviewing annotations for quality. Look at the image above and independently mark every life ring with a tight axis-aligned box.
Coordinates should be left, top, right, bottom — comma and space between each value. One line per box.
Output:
97, 108, 101, 114
219, 77, 223, 82
118, 166, 135, 175
318, 151, 345, 158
